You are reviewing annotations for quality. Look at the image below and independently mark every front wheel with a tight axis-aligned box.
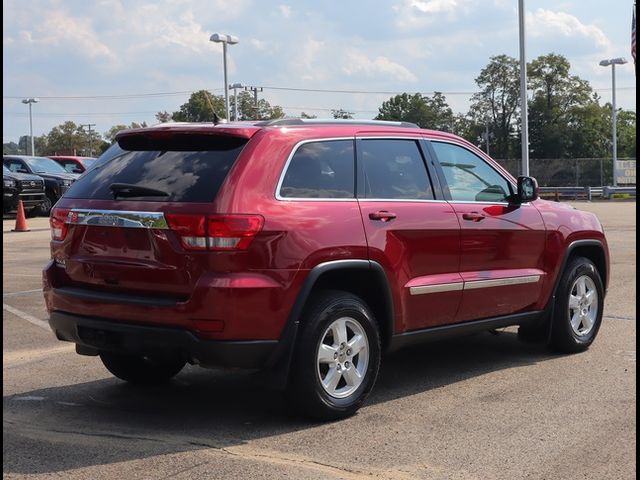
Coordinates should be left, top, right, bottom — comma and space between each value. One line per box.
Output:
549, 257, 604, 353
36, 194, 55, 216
99, 351, 186, 384
287, 291, 381, 420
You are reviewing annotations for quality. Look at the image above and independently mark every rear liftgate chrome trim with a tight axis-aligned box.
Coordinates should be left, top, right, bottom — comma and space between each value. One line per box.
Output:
68, 209, 169, 229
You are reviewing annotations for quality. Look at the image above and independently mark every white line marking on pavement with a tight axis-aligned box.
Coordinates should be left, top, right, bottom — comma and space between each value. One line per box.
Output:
3, 289, 43, 297
3, 273, 42, 277
3, 303, 51, 331
13, 396, 47, 401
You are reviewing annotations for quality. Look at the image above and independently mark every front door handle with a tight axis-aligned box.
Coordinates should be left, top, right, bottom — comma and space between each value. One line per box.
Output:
462, 212, 485, 222
369, 211, 397, 222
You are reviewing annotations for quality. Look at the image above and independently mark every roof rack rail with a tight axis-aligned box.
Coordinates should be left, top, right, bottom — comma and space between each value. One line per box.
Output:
255, 118, 420, 129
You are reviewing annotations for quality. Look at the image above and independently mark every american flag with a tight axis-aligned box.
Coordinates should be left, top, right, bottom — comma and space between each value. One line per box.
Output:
633, 1, 637, 68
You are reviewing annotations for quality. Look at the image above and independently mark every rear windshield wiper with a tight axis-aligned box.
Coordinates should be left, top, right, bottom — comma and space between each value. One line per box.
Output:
109, 183, 169, 199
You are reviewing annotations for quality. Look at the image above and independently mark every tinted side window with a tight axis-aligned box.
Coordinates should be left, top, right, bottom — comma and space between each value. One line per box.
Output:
360, 139, 434, 200
60, 161, 77, 172
279, 140, 354, 199
432, 142, 512, 202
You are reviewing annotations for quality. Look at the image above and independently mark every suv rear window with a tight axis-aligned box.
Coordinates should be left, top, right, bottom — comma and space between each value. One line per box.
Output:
64, 134, 248, 202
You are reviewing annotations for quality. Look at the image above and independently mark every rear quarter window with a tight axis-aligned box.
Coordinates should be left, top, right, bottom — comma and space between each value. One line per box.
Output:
279, 140, 355, 199
64, 134, 248, 202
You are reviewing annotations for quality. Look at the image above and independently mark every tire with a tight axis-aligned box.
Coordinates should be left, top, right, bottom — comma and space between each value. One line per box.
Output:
25, 208, 38, 218
99, 351, 186, 384
549, 256, 604, 353
37, 194, 55, 216
287, 290, 381, 420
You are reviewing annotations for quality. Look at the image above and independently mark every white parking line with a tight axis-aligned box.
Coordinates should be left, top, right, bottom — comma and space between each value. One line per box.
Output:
3, 303, 51, 331
3, 289, 43, 297
3, 273, 42, 278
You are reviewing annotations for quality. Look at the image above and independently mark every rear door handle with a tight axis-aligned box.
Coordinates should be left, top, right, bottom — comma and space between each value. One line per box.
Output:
369, 211, 397, 222
462, 212, 485, 222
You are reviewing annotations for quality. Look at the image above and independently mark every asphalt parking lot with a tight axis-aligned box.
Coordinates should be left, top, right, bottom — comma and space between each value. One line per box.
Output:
3, 202, 636, 480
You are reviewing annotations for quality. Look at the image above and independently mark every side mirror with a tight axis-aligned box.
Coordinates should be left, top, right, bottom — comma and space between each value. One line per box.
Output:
516, 176, 538, 203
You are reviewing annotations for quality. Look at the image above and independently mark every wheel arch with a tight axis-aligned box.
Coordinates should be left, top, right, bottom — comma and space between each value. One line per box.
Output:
264, 259, 394, 388
555, 240, 608, 298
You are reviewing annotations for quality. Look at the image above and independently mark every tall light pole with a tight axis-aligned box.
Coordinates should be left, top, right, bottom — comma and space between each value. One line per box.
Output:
518, 0, 529, 176
209, 33, 239, 121
230, 82, 244, 121
599, 57, 628, 187
21, 98, 39, 156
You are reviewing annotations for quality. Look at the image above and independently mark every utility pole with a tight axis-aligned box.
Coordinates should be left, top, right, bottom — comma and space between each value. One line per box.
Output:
245, 86, 263, 120
81, 123, 96, 156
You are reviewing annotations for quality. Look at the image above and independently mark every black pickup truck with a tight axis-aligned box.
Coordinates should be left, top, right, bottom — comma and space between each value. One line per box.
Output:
3, 164, 46, 217
3, 155, 79, 215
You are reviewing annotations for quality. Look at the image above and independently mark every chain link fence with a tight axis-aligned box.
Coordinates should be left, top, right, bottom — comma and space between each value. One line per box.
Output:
493, 158, 636, 187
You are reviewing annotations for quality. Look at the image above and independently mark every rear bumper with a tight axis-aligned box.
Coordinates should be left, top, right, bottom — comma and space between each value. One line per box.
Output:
49, 311, 278, 369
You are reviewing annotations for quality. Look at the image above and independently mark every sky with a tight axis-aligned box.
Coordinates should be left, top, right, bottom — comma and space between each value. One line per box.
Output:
2, 0, 637, 143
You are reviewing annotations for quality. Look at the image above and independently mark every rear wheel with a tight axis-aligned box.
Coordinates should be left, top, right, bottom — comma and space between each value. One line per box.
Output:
287, 291, 381, 420
549, 257, 604, 353
99, 351, 186, 384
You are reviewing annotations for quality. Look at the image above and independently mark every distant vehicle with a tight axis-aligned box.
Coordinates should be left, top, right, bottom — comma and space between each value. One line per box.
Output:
43, 119, 609, 420
49, 156, 97, 174
3, 155, 79, 215
2, 164, 46, 217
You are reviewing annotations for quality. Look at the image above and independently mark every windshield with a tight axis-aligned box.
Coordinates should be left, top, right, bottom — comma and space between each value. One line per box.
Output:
3, 165, 11, 174
25, 157, 68, 174
81, 158, 97, 167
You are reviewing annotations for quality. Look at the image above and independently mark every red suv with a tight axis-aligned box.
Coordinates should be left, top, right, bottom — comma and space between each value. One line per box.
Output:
43, 120, 609, 419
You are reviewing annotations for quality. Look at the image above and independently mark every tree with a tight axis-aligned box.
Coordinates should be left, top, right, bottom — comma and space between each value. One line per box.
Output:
232, 90, 286, 120
527, 53, 596, 158
172, 90, 226, 122
104, 122, 149, 143
375, 92, 454, 130
331, 109, 354, 119
469, 54, 520, 159
42, 121, 96, 155
3, 141, 20, 155
18, 135, 48, 155
616, 109, 637, 158
155, 111, 173, 123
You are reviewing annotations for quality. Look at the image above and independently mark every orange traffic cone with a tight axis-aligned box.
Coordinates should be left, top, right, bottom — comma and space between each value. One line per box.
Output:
11, 200, 30, 232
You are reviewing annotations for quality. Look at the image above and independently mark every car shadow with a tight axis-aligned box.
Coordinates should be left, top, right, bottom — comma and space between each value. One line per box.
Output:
4, 330, 556, 475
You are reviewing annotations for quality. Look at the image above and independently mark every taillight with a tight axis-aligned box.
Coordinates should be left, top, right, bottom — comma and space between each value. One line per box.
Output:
50, 207, 71, 241
165, 214, 264, 251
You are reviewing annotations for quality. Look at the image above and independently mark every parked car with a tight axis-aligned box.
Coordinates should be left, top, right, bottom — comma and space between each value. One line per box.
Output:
49, 155, 97, 174
43, 119, 609, 419
3, 155, 80, 215
3, 164, 46, 217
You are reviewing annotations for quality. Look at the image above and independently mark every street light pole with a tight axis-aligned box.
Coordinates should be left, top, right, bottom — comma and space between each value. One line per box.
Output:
230, 83, 244, 121
209, 33, 239, 121
21, 98, 39, 155
599, 57, 628, 187
518, 0, 529, 176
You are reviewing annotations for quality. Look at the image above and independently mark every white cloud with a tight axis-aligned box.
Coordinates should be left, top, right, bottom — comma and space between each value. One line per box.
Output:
342, 49, 418, 83
393, 0, 473, 28
279, 4, 292, 18
527, 9, 610, 49
250, 38, 266, 50
23, 11, 114, 59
